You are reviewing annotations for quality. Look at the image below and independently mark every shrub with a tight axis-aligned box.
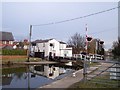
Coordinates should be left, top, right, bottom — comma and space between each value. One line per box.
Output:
2, 49, 27, 55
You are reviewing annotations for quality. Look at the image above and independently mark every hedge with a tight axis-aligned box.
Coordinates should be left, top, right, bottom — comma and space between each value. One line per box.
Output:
2, 49, 27, 55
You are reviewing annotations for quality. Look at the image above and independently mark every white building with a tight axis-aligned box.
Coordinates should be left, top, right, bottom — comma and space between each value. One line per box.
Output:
32, 38, 72, 58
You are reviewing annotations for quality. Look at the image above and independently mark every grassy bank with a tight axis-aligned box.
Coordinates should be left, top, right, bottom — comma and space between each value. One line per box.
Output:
2, 55, 42, 64
68, 73, 120, 89
2, 55, 27, 60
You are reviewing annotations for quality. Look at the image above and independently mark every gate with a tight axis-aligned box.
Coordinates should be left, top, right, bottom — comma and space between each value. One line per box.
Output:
83, 57, 120, 88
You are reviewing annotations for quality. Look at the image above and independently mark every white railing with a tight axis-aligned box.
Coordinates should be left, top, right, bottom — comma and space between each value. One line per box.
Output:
73, 54, 104, 60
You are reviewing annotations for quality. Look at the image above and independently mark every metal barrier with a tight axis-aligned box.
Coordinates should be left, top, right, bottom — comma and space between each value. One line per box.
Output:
73, 54, 104, 60
83, 59, 120, 88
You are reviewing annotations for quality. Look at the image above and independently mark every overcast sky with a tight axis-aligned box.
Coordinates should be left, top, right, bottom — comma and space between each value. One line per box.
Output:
2, 1, 119, 50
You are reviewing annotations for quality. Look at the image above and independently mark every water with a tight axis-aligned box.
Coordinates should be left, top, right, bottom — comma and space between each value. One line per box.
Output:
2, 64, 75, 89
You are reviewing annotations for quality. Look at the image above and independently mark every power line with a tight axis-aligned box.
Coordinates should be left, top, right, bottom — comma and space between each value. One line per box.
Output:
32, 6, 120, 26
85, 27, 117, 36
31, 27, 117, 39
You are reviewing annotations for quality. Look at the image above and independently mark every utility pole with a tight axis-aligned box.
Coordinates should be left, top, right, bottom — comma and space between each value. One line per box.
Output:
83, 24, 88, 81
27, 25, 32, 62
83, 24, 92, 81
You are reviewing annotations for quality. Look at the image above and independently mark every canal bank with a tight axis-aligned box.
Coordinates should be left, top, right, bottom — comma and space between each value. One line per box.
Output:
14, 61, 58, 65
2, 62, 75, 89
2, 56, 41, 66
38, 63, 116, 89
37, 66, 99, 89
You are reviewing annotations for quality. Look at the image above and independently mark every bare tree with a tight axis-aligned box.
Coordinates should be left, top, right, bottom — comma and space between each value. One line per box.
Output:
67, 32, 86, 54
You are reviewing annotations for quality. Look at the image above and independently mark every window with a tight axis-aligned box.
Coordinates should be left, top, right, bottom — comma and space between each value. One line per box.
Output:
9, 41, 13, 44
50, 43, 53, 47
64, 54, 67, 57
2, 41, 5, 44
2, 41, 6, 44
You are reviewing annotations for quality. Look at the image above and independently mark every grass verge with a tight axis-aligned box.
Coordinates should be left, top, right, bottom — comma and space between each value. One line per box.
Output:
2, 55, 42, 65
68, 73, 120, 89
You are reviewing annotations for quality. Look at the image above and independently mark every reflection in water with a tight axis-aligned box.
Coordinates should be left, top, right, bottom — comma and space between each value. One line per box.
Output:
2, 74, 13, 86
14, 72, 24, 80
30, 65, 68, 79
2, 64, 75, 89
28, 65, 30, 90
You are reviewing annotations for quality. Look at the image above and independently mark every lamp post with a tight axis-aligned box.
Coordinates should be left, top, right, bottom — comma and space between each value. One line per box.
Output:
27, 25, 32, 62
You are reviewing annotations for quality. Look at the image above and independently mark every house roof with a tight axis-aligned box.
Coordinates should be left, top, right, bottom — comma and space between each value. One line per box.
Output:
0, 31, 14, 41
66, 45, 73, 48
32, 39, 67, 44
59, 41, 66, 44
32, 38, 53, 43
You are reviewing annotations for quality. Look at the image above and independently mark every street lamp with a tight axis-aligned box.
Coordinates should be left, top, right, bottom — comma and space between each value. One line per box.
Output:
100, 41, 104, 45
87, 37, 92, 42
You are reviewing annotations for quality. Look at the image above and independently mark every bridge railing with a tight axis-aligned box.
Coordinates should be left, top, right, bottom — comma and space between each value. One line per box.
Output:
85, 62, 120, 88
73, 54, 104, 60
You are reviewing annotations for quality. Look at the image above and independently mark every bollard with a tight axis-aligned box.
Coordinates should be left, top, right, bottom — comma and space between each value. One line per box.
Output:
90, 57, 91, 64
72, 73, 76, 77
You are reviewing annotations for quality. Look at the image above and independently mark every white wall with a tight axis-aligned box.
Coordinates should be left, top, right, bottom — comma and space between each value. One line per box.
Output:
48, 39, 60, 56
60, 48, 72, 57
32, 39, 72, 57
66, 48, 72, 57
59, 43, 66, 49
33, 42, 49, 57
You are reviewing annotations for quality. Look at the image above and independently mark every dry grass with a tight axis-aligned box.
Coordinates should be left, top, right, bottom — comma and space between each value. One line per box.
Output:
2, 55, 42, 64
2, 55, 27, 60
2, 55, 27, 64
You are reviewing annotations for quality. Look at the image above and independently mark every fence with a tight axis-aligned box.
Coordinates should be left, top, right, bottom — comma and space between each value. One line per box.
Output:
83, 58, 120, 88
